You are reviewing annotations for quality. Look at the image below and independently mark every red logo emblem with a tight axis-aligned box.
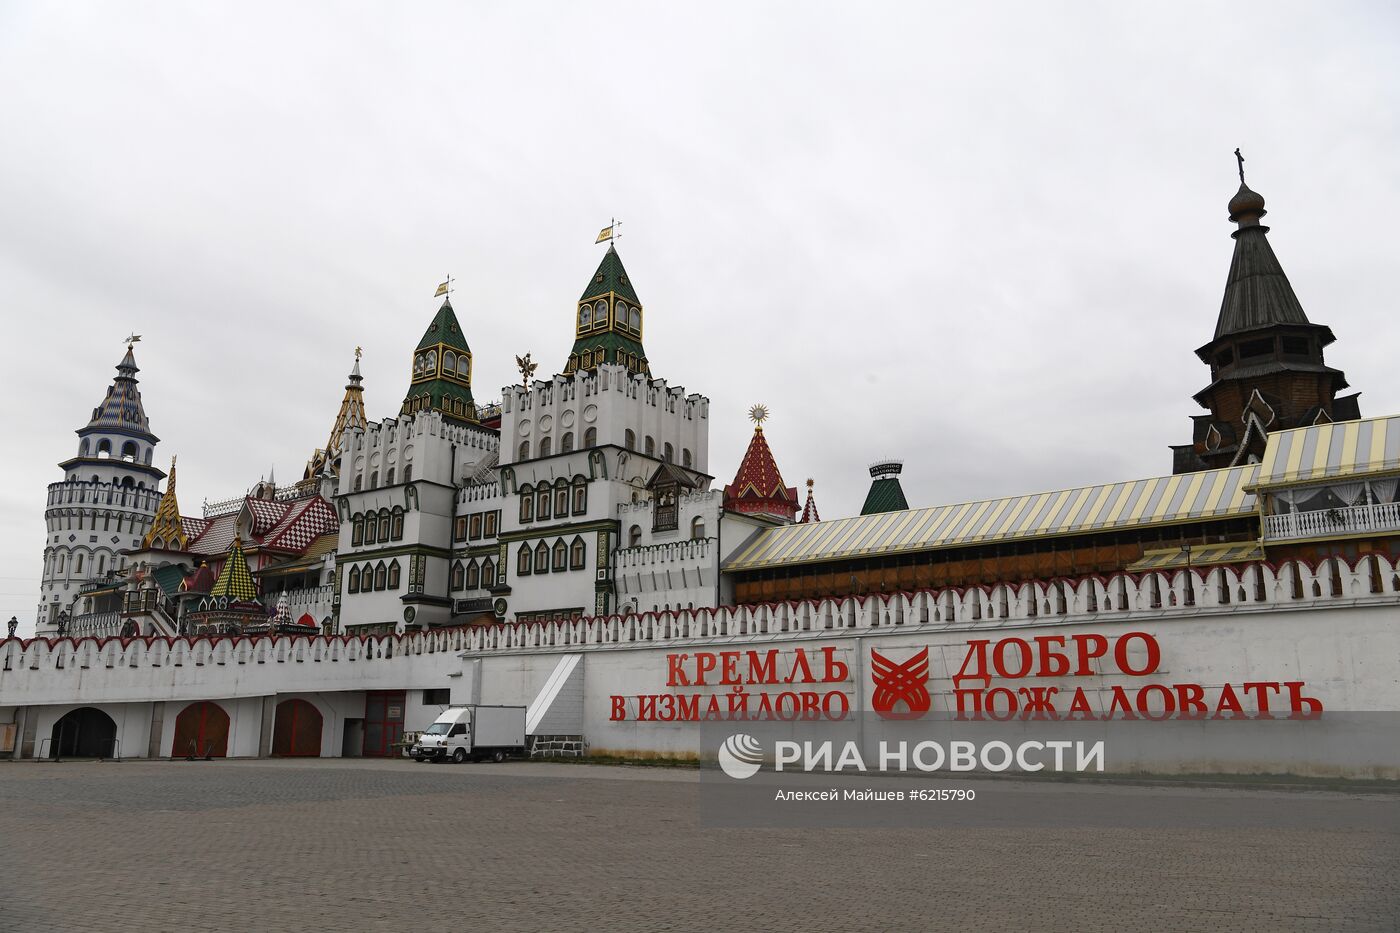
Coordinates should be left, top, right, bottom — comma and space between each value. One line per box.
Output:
870, 648, 931, 720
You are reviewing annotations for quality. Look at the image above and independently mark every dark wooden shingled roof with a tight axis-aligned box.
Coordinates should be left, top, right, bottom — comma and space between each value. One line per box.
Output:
1211, 184, 1330, 342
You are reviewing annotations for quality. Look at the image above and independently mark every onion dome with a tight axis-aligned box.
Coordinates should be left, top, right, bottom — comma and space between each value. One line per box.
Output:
1228, 184, 1267, 223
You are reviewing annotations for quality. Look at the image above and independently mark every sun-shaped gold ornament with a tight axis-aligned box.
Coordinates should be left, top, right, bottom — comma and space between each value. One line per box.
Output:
749, 404, 769, 425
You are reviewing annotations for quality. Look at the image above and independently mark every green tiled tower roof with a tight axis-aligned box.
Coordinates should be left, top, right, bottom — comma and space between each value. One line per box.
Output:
403, 297, 477, 423
566, 246, 649, 377
861, 461, 910, 515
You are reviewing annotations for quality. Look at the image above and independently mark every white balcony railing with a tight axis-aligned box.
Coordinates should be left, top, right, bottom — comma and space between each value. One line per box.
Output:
1264, 501, 1400, 541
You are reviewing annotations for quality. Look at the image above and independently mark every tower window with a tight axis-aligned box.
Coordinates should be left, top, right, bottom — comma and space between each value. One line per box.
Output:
579, 305, 592, 329
664, 442, 674, 464
1282, 336, 1310, 356
481, 557, 495, 585
451, 560, 465, 590
519, 486, 534, 523
540, 437, 553, 458
625, 430, 636, 451
552, 540, 567, 572
517, 545, 532, 576
645, 436, 656, 457
388, 560, 401, 589
534, 541, 549, 574
457, 357, 470, 379
629, 525, 642, 547
484, 511, 497, 537
630, 307, 640, 331
537, 488, 552, 521
1240, 338, 1273, 359
616, 302, 629, 331
518, 440, 530, 461
572, 479, 588, 515
569, 537, 586, 570
682, 448, 693, 469
424, 352, 437, 374
584, 427, 597, 448
555, 481, 569, 516
465, 560, 480, 589
444, 351, 456, 375
594, 300, 607, 326
561, 431, 574, 453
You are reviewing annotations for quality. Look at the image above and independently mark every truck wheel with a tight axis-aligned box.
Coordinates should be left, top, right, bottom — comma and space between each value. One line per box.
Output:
453, 748, 467, 764
491, 749, 506, 763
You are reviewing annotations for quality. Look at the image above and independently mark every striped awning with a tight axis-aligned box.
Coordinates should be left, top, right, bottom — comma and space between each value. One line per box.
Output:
723, 464, 1259, 572
1253, 415, 1400, 489
1126, 542, 1264, 572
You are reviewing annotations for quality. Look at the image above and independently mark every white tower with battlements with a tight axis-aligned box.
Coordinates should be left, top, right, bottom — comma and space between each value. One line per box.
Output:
37, 346, 165, 635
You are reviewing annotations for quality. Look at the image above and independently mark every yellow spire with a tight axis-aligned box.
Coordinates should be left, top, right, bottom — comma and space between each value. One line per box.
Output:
142, 456, 187, 551
210, 536, 258, 603
306, 350, 367, 479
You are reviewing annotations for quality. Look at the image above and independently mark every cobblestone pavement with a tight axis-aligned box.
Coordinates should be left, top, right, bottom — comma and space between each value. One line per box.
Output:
0, 759, 1396, 932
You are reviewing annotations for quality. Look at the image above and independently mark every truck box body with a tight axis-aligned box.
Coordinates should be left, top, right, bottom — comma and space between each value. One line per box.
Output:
410, 705, 527, 763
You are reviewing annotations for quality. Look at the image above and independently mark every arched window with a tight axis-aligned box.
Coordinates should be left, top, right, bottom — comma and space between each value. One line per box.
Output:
594, 299, 607, 324
518, 440, 530, 461
629, 525, 642, 547
663, 442, 674, 464
691, 516, 706, 540
579, 305, 591, 329
481, 557, 494, 586
465, 560, 480, 589
554, 480, 570, 517
536, 487, 552, 521
374, 562, 387, 590
369, 470, 378, 489
561, 431, 574, 453
630, 307, 640, 331
539, 437, 552, 458
683, 448, 693, 469
377, 509, 391, 541
519, 486, 534, 523
75, 553, 84, 574
625, 430, 636, 451
57, 553, 66, 574
385, 467, 395, 485
403, 465, 413, 482
552, 540, 568, 572
121, 441, 138, 462
391, 508, 404, 540
424, 352, 437, 374
584, 427, 597, 448
517, 544, 532, 576
387, 560, 401, 589
353, 475, 363, 492
413, 354, 423, 376
451, 560, 465, 589
97, 554, 106, 576
457, 357, 470, 379
360, 565, 374, 591
645, 436, 656, 457
534, 541, 549, 574
444, 351, 457, 374
364, 517, 377, 546
352, 515, 365, 546
347, 566, 360, 593
97, 440, 111, 459
572, 479, 588, 515
570, 537, 586, 570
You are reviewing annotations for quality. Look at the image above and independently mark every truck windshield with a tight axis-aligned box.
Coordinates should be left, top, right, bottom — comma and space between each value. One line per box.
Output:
423, 723, 451, 735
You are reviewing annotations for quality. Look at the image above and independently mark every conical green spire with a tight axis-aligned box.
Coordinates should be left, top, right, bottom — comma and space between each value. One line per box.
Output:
566, 245, 649, 377
403, 297, 477, 422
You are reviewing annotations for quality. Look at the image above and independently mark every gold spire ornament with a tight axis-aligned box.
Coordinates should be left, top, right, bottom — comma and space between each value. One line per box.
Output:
749, 403, 769, 426
516, 353, 538, 388
124, 333, 142, 346
434, 275, 453, 298
596, 218, 621, 244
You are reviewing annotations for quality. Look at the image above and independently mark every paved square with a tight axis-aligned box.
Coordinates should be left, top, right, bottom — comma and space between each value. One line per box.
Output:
0, 759, 1395, 932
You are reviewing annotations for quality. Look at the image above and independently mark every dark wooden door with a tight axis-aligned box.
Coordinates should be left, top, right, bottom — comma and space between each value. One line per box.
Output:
271, 699, 323, 757
171, 701, 230, 758
363, 691, 406, 757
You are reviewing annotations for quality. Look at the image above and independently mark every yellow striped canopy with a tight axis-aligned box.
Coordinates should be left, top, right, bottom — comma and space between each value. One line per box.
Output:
1252, 414, 1400, 489
724, 464, 1259, 572
1125, 542, 1264, 572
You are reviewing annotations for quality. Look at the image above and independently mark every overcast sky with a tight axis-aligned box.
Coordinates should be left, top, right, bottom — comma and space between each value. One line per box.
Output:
2, 2, 1398, 633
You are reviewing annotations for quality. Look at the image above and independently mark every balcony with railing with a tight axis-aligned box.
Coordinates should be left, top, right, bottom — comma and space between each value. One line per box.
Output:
1264, 501, 1400, 542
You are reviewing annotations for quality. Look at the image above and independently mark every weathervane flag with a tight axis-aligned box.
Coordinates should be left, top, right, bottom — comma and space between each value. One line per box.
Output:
595, 224, 615, 244
434, 280, 450, 297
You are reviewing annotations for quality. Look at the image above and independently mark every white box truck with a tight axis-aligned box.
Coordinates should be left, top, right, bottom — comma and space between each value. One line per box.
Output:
410, 705, 526, 763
